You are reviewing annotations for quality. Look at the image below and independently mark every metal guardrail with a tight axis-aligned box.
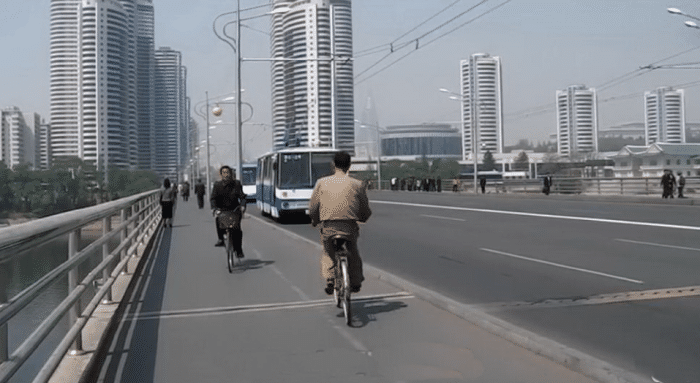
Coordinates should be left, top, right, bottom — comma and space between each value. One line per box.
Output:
375, 177, 698, 196
499, 177, 699, 196
0, 189, 162, 383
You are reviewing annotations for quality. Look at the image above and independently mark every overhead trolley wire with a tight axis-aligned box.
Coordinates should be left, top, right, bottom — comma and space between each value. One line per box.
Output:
355, 0, 513, 85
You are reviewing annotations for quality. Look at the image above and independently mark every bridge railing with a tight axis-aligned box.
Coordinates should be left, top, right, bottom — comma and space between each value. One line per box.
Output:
0, 189, 161, 383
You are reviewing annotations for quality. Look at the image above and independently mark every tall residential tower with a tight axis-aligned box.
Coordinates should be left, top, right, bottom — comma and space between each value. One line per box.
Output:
459, 53, 504, 160
556, 85, 598, 156
270, 0, 354, 152
644, 87, 686, 145
49, 0, 158, 173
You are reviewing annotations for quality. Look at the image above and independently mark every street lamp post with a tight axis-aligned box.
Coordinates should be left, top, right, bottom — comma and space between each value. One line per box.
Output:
440, 88, 480, 194
356, 120, 382, 190
205, 92, 212, 194
214, 3, 289, 183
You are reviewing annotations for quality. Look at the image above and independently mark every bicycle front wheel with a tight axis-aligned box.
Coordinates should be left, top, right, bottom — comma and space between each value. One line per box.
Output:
226, 233, 235, 273
340, 258, 352, 325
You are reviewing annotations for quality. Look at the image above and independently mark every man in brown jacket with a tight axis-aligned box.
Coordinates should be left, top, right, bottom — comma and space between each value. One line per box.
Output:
309, 151, 372, 295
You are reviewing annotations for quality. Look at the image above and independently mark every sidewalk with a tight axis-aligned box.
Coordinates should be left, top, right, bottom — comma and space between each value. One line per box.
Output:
88, 199, 639, 383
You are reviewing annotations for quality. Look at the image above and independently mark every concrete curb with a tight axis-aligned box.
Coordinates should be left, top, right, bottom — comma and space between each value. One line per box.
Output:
251, 214, 650, 383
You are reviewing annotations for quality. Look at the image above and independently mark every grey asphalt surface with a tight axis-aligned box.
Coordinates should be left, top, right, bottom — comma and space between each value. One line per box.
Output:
93, 198, 608, 383
273, 190, 700, 383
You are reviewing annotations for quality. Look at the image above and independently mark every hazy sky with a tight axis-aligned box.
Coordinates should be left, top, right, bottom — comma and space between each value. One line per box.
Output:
2, 1, 700, 166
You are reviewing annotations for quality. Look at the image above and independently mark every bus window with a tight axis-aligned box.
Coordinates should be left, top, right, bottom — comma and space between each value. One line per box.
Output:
241, 166, 256, 186
311, 152, 335, 182
279, 152, 311, 189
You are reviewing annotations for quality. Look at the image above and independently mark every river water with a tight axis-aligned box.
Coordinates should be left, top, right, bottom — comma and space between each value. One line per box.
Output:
1, 231, 115, 383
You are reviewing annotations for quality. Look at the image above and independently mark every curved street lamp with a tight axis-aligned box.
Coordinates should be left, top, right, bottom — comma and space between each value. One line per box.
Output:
212, 3, 290, 183
668, 7, 700, 28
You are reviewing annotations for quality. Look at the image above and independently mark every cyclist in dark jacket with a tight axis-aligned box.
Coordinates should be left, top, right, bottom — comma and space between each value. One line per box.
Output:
210, 166, 246, 256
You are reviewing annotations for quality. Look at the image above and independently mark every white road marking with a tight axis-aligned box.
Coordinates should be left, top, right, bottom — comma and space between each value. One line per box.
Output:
125, 292, 414, 321
373, 200, 700, 231
481, 248, 644, 284
420, 214, 466, 222
615, 239, 700, 252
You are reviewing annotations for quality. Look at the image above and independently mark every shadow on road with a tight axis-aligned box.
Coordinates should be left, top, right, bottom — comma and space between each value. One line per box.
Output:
350, 299, 409, 328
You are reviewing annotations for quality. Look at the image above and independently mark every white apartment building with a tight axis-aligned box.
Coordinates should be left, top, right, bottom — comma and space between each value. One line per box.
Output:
644, 87, 685, 145
270, 0, 354, 152
49, 0, 154, 172
154, 47, 188, 180
556, 85, 598, 156
0, 107, 42, 170
460, 53, 504, 160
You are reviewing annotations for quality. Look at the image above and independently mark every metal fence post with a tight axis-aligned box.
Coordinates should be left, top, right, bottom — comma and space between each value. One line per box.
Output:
0, 263, 8, 363
102, 216, 112, 303
121, 208, 128, 274
68, 229, 83, 353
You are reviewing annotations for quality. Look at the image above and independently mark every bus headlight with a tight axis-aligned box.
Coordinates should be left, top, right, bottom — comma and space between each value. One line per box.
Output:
282, 192, 288, 198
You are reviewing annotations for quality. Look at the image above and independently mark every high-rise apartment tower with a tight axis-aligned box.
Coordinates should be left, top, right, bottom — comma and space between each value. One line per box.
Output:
459, 53, 504, 160
644, 87, 686, 145
270, 0, 354, 152
49, 0, 154, 172
556, 85, 598, 156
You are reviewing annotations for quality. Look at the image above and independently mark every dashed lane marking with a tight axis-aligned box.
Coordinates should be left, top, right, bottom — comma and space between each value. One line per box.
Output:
615, 238, 700, 252
477, 285, 700, 312
481, 248, 644, 284
420, 214, 466, 222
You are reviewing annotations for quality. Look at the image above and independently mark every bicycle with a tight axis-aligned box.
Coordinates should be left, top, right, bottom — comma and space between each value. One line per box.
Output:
216, 201, 246, 273
330, 235, 353, 326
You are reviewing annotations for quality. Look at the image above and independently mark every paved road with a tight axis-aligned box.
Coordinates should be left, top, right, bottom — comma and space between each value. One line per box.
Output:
92, 198, 603, 383
273, 191, 700, 382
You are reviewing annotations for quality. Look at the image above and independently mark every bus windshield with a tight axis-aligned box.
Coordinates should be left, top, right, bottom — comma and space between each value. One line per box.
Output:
278, 152, 335, 189
241, 167, 256, 185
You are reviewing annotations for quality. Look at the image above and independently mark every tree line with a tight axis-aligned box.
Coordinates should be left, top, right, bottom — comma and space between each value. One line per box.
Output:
0, 157, 161, 218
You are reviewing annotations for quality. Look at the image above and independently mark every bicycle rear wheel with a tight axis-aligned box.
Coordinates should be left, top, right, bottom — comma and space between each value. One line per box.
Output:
340, 257, 352, 325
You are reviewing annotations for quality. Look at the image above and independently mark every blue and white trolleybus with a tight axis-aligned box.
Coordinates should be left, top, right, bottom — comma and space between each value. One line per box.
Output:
256, 148, 339, 219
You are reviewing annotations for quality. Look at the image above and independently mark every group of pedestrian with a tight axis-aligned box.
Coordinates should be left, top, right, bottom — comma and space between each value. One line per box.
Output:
158, 177, 209, 228
661, 169, 686, 199
388, 177, 443, 192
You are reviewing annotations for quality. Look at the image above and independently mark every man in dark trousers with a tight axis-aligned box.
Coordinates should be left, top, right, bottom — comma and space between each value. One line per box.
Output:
677, 172, 686, 198
543, 176, 551, 195
194, 179, 206, 209
480, 177, 487, 194
210, 166, 246, 256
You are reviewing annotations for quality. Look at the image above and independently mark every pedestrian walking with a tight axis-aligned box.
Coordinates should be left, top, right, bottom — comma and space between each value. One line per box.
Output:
159, 178, 177, 227
480, 177, 486, 194
437, 177, 442, 192
182, 181, 190, 202
677, 172, 686, 198
543, 176, 551, 195
661, 169, 676, 199
194, 179, 206, 209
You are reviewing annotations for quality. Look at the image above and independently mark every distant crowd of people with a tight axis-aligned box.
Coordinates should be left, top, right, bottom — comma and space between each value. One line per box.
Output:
386, 177, 443, 192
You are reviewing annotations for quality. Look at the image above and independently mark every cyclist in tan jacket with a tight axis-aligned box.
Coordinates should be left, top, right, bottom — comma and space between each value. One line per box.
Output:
309, 151, 372, 295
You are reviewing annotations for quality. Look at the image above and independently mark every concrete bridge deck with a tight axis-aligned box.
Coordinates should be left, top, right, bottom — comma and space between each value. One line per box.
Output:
73, 198, 601, 383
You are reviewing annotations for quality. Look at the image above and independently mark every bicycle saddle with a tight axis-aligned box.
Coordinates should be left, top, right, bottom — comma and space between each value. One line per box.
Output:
331, 235, 352, 252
